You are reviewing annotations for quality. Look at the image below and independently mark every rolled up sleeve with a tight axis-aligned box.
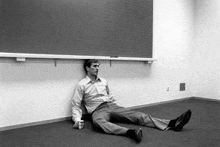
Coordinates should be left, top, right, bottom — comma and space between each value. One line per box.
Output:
72, 84, 83, 122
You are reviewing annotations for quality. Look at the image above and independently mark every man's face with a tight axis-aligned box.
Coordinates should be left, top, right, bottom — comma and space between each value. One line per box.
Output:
87, 62, 100, 77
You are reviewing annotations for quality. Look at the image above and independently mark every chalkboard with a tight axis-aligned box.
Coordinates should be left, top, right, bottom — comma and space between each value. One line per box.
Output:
0, 0, 153, 58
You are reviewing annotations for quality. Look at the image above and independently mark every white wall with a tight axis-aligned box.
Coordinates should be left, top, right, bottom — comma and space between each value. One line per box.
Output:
0, 0, 195, 129
192, 0, 220, 99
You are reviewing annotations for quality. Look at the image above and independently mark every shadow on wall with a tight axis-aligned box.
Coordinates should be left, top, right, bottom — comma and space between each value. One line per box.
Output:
98, 60, 153, 79
0, 58, 85, 83
0, 58, 153, 83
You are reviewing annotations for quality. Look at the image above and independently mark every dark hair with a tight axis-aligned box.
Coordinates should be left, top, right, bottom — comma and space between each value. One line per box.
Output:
83, 59, 99, 73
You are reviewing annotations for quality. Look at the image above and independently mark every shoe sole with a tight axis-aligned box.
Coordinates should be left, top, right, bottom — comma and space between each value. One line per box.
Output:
136, 128, 142, 143
175, 110, 192, 131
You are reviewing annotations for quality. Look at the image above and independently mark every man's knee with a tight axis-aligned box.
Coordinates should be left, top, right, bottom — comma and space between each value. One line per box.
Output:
134, 112, 150, 125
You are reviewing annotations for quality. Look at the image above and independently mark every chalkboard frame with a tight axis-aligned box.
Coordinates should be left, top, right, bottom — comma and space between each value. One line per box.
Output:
0, 0, 154, 62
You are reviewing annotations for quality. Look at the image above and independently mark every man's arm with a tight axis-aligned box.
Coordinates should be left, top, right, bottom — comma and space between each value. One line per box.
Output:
105, 81, 116, 102
72, 84, 84, 129
106, 83, 110, 95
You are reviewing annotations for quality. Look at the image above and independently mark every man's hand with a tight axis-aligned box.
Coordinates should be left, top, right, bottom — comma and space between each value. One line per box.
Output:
73, 120, 84, 129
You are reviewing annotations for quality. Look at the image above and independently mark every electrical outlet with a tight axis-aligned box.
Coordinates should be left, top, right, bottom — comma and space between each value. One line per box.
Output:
180, 83, 185, 91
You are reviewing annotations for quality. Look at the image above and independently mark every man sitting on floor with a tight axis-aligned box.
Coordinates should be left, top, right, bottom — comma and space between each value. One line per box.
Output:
72, 59, 192, 143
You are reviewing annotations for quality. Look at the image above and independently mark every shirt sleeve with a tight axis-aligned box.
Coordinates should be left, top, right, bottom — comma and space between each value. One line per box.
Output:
106, 80, 115, 102
106, 81, 111, 95
72, 83, 83, 122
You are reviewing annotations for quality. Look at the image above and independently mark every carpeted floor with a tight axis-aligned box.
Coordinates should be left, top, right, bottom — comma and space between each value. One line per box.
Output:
1, 98, 220, 147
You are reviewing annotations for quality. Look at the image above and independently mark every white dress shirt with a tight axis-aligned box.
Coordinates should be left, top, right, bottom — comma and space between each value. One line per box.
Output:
72, 76, 116, 122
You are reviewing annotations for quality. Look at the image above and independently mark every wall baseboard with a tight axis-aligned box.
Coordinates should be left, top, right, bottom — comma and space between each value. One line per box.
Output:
192, 96, 220, 103
1, 96, 219, 132
126, 97, 193, 110
0, 117, 71, 132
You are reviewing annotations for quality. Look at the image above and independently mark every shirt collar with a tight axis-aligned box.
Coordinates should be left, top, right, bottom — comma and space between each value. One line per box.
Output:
85, 76, 101, 84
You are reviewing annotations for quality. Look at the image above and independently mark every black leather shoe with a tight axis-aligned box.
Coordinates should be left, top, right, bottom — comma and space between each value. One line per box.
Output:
173, 109, 192, 131
127, 128, 143, 143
